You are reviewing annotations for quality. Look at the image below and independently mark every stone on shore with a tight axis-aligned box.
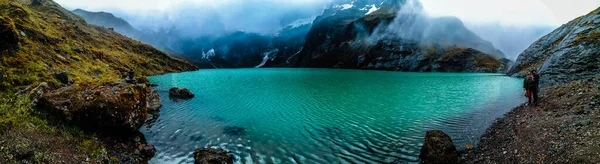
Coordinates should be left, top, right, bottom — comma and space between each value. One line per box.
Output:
193, 148, 233, 164
419, 130, 458, 164
169, 87, 195, 99
140, 144, 156, 159
147, 90, 162, 111
37, 82, 157, 133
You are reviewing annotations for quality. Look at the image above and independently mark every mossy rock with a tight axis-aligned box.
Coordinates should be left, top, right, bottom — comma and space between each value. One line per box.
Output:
37, 83, 155, 133
0, 16, 19, 51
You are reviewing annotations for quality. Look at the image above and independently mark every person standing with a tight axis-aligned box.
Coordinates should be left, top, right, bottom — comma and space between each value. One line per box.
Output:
531, 69, 540, 106
523, 73, 536, 106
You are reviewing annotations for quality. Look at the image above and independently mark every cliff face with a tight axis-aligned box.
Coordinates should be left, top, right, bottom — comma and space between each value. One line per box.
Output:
0, 0, 197, 89
290, 7, 508, 72
508, 7, 600, 85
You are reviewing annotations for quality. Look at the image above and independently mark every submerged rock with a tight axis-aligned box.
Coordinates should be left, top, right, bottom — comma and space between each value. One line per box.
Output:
169, 87, 195, 99
37, 82, 156, 133
222, 126, 247, 137
419, 130, 458, 164
193, 148, 233, 164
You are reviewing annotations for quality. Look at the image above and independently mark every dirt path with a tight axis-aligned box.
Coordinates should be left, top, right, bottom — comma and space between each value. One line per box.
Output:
462, 77, 600, 163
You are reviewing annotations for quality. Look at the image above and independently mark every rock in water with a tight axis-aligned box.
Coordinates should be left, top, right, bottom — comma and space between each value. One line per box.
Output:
169, 87, 195, 99
140, 145, 156, 159
147, 90, 162, 111
193, 148, 233, 164
419, 130, 458, 164
54, 71, 69, 85
37, 83, 155, 133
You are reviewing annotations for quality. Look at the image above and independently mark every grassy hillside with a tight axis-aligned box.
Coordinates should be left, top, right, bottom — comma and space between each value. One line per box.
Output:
0, 0, 196, 90
0, 0, 197, 162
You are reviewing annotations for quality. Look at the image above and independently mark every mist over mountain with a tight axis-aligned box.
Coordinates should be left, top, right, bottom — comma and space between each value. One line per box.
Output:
67, 0, 561, 70
465, 23, 555, 60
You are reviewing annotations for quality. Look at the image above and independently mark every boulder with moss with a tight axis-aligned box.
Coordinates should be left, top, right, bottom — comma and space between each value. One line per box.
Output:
37, 83, 157, 133
419, 130, 458, 164
193, 148, 233, 164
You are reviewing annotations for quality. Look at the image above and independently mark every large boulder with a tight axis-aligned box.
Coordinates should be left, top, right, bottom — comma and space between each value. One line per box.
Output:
419, 130, 458, 164
193, 148, 233, 164
169, 87, 195, 99
37, 83, 156, 133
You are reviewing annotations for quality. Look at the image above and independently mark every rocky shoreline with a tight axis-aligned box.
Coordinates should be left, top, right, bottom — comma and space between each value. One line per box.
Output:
461, 77, 600, 163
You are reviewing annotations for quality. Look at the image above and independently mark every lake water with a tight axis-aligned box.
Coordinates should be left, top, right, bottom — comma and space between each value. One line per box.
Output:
143, 68, 525, 163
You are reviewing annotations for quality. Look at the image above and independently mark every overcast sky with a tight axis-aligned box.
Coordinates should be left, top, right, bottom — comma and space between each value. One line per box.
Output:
420, 0, 600, 26
55, 0, 600, 26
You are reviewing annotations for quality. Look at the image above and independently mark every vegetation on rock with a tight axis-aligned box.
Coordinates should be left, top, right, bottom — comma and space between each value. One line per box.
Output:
0, 0, 197, 162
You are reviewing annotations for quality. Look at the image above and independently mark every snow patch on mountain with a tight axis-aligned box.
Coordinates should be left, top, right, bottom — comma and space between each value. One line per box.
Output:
334, 3, 354, 10
365, 5, 379, 15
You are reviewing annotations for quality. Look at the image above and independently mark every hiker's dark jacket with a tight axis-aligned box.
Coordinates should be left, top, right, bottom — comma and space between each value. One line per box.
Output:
524, 78, 536, 90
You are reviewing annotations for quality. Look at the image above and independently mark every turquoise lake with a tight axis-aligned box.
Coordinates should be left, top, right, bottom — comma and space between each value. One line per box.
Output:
143, 68, 526, 163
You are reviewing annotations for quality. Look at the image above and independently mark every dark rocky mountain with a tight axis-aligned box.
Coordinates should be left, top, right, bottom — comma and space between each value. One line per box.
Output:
73, 0, 508, 73
508, 7, 600, 85
289, 3, 509, 72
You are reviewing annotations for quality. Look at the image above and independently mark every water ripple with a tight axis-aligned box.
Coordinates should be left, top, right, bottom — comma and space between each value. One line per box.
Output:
142, 68, 526, 163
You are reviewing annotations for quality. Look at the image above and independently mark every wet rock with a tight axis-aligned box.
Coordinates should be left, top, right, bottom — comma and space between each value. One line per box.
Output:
54, 71, 69, 85
169, 87, 195, 99
419, 130, 458, 164
465, 144, 474, 151
147, 90, 162, 111
37, 83, 154, 133
140, 145, 156, 159
193, 148, 233, 164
